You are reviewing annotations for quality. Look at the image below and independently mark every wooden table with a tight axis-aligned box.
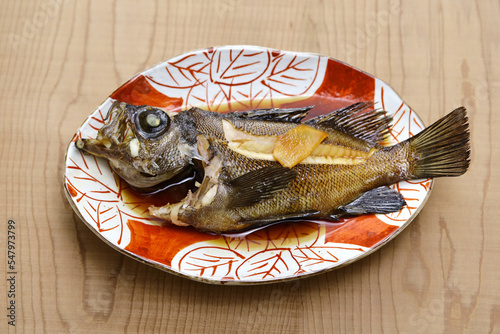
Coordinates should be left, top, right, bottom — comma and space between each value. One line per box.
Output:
1, 0, 498, 332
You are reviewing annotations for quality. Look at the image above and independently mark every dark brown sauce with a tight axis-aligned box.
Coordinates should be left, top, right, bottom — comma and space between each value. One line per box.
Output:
121, 163, 203, 209
219, 219, 347, 239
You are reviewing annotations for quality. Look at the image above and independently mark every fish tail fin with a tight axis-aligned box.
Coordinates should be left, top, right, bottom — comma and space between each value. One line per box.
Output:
406, 107, 470, 178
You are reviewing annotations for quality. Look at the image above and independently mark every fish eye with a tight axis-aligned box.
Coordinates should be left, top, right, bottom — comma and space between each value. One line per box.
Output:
134, 107, 170, 139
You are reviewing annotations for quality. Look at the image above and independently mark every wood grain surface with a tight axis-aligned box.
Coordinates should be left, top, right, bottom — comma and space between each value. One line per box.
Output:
1, 0, 499, 332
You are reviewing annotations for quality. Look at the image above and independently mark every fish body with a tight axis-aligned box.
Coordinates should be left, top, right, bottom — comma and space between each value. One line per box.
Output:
77, 101, 470, 233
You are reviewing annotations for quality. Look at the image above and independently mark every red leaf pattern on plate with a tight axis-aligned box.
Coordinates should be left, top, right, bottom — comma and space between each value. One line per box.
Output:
173, 222, 368, 281
178, 247, 245, 279
235, 249, 301, 280
149, 53, 210, 90
145, 47, 327, 112
263, 53, 322, 96
210, 48, 270, 86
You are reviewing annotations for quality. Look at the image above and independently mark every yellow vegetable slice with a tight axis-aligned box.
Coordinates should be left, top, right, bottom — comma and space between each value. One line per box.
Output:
273, 124, 328, 167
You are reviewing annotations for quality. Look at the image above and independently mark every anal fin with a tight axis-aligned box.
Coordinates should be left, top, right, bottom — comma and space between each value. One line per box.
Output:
337, 186, 406, 216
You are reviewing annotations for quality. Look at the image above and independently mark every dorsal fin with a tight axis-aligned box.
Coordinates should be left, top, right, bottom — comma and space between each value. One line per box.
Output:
304, 102, 392, 144
230, 106, 313, 123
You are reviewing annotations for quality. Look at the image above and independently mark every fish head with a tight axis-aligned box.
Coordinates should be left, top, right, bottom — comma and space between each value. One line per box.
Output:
77, 101, 197, 188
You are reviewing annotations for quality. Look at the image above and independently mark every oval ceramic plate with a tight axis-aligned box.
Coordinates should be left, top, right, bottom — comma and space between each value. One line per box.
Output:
64, 46, 432, 284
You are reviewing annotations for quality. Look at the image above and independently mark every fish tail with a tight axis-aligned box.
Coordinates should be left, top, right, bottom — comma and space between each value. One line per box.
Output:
406, 107, 470, 178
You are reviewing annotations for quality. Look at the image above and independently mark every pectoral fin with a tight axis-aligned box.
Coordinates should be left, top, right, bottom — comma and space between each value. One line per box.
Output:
336, 186, 406, 216
227, 166, 297, 208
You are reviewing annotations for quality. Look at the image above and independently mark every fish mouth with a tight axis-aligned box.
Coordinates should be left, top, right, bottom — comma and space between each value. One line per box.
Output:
76, 101, 135, 159
98, 101, 135, 145
77, 136, 182, 189
77, 134, 200, 190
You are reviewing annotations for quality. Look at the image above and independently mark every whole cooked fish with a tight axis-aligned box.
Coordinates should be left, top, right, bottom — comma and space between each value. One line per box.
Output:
76, 101, 470, 233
